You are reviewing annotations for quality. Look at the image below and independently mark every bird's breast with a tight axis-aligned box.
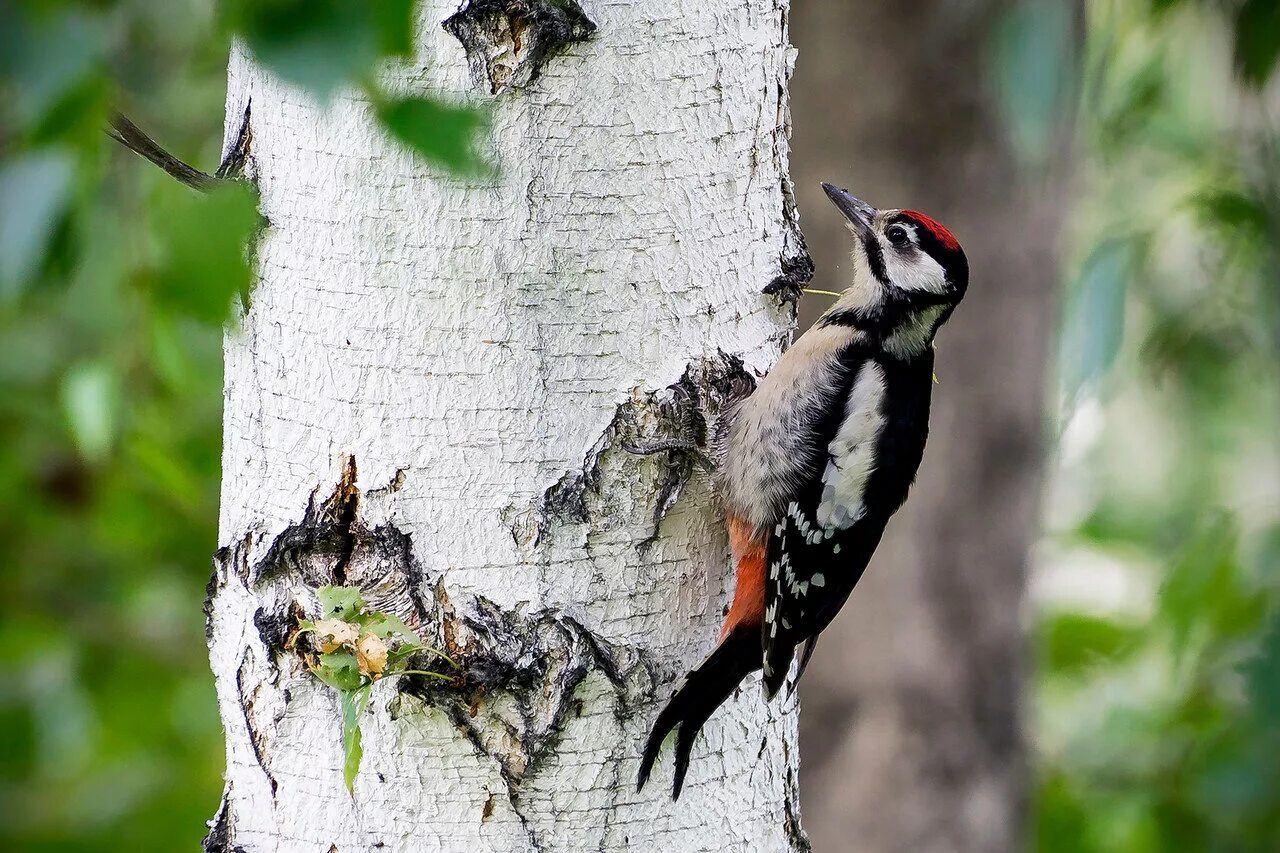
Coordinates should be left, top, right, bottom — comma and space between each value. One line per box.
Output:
714, 324, 863, 531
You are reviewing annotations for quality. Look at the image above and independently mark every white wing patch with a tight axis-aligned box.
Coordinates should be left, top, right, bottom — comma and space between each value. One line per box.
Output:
815, 361, 887, 530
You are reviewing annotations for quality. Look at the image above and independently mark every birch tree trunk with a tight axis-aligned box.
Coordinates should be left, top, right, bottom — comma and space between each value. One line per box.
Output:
203, 2, 811, 851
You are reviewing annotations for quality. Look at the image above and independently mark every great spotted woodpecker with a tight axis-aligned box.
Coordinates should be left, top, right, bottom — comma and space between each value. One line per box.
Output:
637, 184, 969, 799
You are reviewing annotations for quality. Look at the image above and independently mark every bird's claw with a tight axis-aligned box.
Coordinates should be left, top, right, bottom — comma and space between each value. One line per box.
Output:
622, 438, 715, 474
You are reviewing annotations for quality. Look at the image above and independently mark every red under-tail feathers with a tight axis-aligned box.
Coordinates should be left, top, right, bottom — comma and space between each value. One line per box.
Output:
636, 516, 767, 799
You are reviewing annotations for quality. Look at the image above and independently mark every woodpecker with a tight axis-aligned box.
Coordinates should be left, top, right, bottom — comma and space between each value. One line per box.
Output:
637, 184, 969, 799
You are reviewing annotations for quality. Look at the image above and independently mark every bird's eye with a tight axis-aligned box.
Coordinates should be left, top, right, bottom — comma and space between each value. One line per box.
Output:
886, 224, 910, 247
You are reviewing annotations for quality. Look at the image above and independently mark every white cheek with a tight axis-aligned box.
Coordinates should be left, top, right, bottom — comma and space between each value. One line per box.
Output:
883, 247, 947, 293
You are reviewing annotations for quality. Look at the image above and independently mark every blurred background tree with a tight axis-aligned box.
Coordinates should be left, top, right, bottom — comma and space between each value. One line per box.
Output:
1, 0, 1278, 851
789, 0, 1074, 846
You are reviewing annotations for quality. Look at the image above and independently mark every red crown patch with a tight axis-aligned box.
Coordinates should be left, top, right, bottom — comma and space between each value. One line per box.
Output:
901, 210, 960, 251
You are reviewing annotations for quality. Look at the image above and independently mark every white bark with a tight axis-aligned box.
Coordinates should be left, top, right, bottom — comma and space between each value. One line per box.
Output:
205, 2, 808, 851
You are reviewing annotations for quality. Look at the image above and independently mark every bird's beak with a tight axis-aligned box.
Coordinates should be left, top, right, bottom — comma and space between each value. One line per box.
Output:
821, 182, 876, 245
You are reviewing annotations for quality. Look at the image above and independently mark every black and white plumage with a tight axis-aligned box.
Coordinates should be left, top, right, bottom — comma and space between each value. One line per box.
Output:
759, 348, 933, 695
638, 183, 969, 799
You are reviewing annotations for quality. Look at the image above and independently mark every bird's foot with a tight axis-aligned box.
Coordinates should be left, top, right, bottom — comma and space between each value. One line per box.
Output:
622, 438, 715, 474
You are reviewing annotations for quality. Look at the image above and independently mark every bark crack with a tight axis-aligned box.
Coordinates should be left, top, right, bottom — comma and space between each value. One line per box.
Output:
762, 48, 813, 306
216, 101, 254, 180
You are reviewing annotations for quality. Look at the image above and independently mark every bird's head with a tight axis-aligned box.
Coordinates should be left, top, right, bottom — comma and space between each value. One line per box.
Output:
818, 182, 968, 356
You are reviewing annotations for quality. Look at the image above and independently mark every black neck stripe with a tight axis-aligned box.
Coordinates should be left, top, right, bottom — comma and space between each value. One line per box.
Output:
863, 238, 890, 286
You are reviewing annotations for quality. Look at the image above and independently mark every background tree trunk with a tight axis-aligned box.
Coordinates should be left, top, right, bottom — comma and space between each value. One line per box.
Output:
203, 3, 811, 851
789, 2, 1076, 851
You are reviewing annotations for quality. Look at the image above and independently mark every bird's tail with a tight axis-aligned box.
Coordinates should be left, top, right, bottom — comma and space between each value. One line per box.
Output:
636, 627, 760, 799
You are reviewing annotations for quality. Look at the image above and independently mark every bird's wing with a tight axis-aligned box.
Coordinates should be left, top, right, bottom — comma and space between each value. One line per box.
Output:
761, 359, 889, 697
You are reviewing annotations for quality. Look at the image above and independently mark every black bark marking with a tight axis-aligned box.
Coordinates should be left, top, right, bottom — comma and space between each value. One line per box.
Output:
250, 456, 431, 628
209, 456, 649, 844
444, 0, 597, 95
783, 764, 812, 853
206, 532, 252, 642
204, 558, 224, 644
328, 455, 360, 585
762, 169, 814, 306
365, 467, 407, 500
540, 469, 591, 528
201, 790, 246, 853
236, 653, 279, 798
763, 251, 815, 303
253, 605, 295, 657
764, 73, 813, 308
217, 101, 253, 180
399, 594, 635, 783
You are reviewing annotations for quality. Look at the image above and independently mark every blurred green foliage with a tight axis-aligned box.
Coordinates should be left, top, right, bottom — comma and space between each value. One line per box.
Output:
0, 2, 234, 847
1035, 1, 1280, 850
2, 0, 1279, 850
0, 1, 484, 850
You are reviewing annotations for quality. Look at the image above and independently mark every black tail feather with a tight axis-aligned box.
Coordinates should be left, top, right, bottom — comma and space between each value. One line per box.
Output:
762, 636, 797, 700
636, 628, 760, 799
785, 636, 819, 699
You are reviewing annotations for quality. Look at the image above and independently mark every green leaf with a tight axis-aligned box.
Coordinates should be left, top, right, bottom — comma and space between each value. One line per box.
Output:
1234, 0, 1280, 85
357, 611, 415, 640
1059, 239, 1134, 401
1193, 189, 1272, 238
221, 0, 415, 99
1039, 612, 1142, 676
61, 361, 119, 463
317, 585, 366, 621
0, 7, 107, 127
372, 0, 417, 58
149, 181, 260, 322
1158, 518, 1263, 659
312, 650, 364, 692
1035, 773, 1097, 853
340, 684, 372, 791
1244, 614, 1280, 727
0, 148, 76, 300
991, 0, 1077, 165
374, 95, 492, 176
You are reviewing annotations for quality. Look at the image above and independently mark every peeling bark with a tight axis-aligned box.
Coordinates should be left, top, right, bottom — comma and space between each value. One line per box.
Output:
211, 458, 645, 820
209, 2, 807, 849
